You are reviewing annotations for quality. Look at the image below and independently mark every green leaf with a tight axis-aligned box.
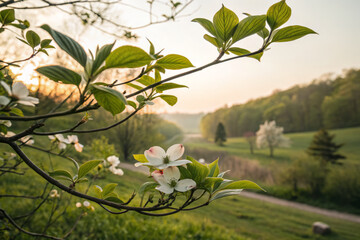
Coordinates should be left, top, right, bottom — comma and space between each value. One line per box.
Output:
258, 27, 270, 39
159, 95, 177, 106
192, 18, 218, 37
207, 158, 220, 177
9, 23, 28, 30
178, 166, 192, 179
203, 34, 221, 48
104, 196, 123, 204
36, 65, 82, 85
156, 54, 194, 70
228, 47, 263, 61
271, 25, 317, 43
186, 156, 210, 185
213, 5, 239, 42
92, 42, 115, 75
210, 189, 243, 202
78, 160, 103, 179
102, 183, 118, 197
139, 182, 158, 196
10, 108, 24, 117
127, 100, 137, 109
105, 45, 153, 69
40, 39, 52, 48
221, 180, 265, 191
147, 38, 155, 55
267, 0, 292, 30
49, 170, 73, 181
232, 15, 267, 43
93, 185, 103, 198
133, 154, 148, 163
25, 30, 40, 48
154, 70, 161, 82
127, 83, 143, 91
0, 9, 15, 25
91, 85, 126, 115
137, 75, 155, 86
41, 24, 87, 67
156, 83, 187, 93
203, 177, 224, 191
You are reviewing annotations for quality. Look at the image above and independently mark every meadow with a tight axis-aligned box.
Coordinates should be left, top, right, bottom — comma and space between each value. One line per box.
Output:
1, 136, 360, 240
186, 127, 360, 166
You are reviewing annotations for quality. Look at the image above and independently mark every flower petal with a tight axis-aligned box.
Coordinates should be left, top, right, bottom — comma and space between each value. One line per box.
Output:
163, 166, 180, 182
156, 184, 174, 194
17, 100, 35, 106
144, 146, 165, 166
151, 170, 167, 186
166, 144, 184, 161
175, 179, 196, 192
166, 159, 192, 167
58, 142, 67, 150
74, 143, 83, 152
12, 82, 29, 98
1, 81, 12, 95
21, 96, 39, 104
0, 96, 10, 106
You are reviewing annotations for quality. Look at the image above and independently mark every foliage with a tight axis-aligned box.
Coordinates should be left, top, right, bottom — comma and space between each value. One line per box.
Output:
200, 69, 360, 138
90, 136, 118, 160
0, 1, 316, 239
256, 120, 290, 157
215, 122, 226, 146
307, 129, 346, 165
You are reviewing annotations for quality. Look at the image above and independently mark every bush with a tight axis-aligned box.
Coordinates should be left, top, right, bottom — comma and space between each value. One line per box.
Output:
324, 165, 360, 207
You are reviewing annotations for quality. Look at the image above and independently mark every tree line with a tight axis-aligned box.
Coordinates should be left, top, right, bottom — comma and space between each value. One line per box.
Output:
201, 68, 360, 138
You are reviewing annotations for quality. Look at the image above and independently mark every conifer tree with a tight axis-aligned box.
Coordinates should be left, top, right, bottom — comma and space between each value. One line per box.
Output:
307, 129, 346, 165
215, 122, 227, 146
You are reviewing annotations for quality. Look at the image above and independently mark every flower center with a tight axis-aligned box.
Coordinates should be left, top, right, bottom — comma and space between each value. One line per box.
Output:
170, 180, 177, 188
163, 156, 170, 164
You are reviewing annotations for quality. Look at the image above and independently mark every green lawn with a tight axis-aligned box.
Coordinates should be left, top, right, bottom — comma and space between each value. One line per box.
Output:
1, 129, 360, 240
186, 127, 360, 166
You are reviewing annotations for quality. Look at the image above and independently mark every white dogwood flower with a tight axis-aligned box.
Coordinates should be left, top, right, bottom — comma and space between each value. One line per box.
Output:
139, 144, 191, 169
0, 96, 10, 106
107, 155, 120, 166
49, 134, 70, 150
0, 120, 11, 127
83, 201, 90, 207
152, 167, 196, 194
67, 135, 83, 152
76, 202, 82, 208
49, 189, 60, 198
109, 165, 124, 176
1, 81, 39, 106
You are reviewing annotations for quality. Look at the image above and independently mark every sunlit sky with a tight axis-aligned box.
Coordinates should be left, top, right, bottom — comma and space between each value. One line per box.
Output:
14, 0, 360, 113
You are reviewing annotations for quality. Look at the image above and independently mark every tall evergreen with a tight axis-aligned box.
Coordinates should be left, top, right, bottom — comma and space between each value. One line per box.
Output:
307, 129, 346, 165
215, 122, 226, 146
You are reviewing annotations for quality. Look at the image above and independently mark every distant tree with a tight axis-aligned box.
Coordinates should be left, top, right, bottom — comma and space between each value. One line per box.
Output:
256, 121, 290, 157
243, 131, 256, 154
215, 122, 226, 146
307, 129, 346, 165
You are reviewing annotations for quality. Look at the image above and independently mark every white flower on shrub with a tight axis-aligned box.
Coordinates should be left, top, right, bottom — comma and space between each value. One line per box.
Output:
49, 134, 70, 150
0, 120, 11, 127
0, 96, 10, 106
76, 202, 82, 208
67, 135, 84, 152
138, 144, 191, 169
1, 81, 39, 106
49, 189, 60, 198
152, 167, 196, 194
107, 155, 120, 166
83, 201, 90, 207
106, 155, 124, 176
21, 135, 34, 145
109, 165, 124, 176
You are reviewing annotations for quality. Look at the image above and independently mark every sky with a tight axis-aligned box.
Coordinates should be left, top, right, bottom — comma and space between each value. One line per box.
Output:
12, 0, 360, 113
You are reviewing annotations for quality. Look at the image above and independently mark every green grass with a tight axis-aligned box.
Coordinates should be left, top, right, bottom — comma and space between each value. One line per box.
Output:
186, 127, 360, 166
1, 129, 360, 240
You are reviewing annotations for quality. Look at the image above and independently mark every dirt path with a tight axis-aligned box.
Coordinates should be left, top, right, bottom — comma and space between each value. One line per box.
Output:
121, 163, 360, 224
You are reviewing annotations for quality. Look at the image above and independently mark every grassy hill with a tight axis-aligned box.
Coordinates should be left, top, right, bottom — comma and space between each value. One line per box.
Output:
185, 127, 360, 166
1, 136, 360, 239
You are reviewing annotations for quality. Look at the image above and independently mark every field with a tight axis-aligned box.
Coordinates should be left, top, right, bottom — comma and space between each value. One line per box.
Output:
1, 139, 360, 240
186, 127, 360, 166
